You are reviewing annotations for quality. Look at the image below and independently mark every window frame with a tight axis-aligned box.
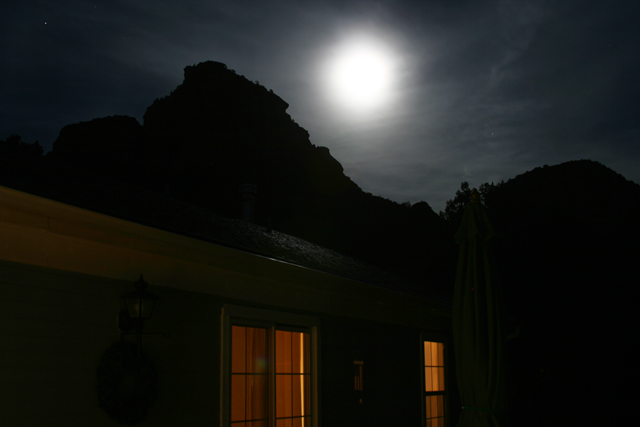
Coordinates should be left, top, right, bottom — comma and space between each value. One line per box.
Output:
420, 333, 450, 427
221, 304, 320, 427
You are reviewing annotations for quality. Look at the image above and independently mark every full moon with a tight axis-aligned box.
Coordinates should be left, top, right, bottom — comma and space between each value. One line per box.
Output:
326, 40, 396, 111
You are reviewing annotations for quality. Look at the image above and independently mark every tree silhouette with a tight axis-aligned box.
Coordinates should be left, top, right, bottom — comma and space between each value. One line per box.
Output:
1, 134, 44, 158
440, 181, 501, 229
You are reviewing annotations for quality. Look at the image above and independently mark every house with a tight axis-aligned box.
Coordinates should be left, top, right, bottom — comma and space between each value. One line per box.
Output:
0, 184, 456, 426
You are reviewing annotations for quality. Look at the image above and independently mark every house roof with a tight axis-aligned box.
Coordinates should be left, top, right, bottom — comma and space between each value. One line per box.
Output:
1, 175, 450, 304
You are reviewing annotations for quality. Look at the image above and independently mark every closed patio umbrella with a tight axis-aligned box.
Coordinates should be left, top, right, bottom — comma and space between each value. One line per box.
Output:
453, 190, 507, 426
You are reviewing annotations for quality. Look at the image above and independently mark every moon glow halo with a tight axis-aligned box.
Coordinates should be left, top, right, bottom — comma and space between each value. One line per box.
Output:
326, 40, 396, 112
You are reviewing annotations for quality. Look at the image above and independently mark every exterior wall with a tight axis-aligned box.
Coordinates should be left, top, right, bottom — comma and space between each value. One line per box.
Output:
0, 186, 453, 426
0, 260, 452, 426
0, 260, 224, 426
320, 314, 424, 426
319, 315, 461, 427
1, 262, 124, 426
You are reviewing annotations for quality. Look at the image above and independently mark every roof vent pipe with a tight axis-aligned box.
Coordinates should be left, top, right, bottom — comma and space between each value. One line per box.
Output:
239, 183, 257, 223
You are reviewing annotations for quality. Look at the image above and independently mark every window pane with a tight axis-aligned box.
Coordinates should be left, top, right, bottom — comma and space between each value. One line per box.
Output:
232, 326, 268, 423
247, 374, 267, 421
424, 341, 446, 426
232, 326, 247, 373
228, 310, 317, 427
276, 330, 292, 373
231, 375, 246, 422
431, 342, 438, 364
424, 341, 431, 365
292, 333, 302, 373
437, 394, 444, 418
426, 395, 445, 420
425, 341, 445, 368
424, 341, 445, 392
438, 367, 445, 391
290, 416, 309, 427
437, 342, 444, 366
427, 396, 435, 419
292, 375, 303, 417
276, 331, 311, 423
247, 328, 267, 374
276, 374, 293, 418
290, 332, 311, 374
432, 367, 440, 391
425, 367, 445, 392
290, 374, 310, 418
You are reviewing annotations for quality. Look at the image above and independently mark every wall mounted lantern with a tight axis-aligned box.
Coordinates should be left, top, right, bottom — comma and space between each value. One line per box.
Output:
118, 274, 160, 356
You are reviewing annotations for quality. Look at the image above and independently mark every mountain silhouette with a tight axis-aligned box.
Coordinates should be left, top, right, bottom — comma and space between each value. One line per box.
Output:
141, 61, 361, 218
51, 115, 144, 182
7, 61, 454, 294
489, 160, 638, 305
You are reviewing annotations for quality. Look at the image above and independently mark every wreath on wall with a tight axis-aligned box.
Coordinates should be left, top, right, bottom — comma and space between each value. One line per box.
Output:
97, 341, 157, 425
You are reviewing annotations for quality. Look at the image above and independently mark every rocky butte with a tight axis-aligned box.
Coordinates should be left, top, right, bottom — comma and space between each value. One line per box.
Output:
41, 61, 454, 294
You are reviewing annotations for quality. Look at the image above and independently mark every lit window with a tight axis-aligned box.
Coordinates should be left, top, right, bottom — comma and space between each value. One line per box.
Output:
275, 330, 311, 426
222, 305, 318, 427
423, 341, 446, 427
231, 326, 268, 426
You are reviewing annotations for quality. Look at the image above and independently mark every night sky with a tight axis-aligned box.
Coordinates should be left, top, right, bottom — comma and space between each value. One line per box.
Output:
2, 0, 639, 211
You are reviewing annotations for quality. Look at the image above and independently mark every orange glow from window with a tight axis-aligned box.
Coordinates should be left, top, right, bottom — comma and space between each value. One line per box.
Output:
424, 341, 445, 392
424, 341, 445, 426
231, 326, 268, 425
276, 330, 310, 426
231, 327, 310, 427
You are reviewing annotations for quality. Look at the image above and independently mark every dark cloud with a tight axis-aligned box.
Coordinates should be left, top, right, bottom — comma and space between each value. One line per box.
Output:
2, 0, 639, 211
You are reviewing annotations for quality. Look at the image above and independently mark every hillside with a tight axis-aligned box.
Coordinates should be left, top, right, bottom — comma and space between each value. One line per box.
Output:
142, 61, 362, 214
482, 160, 639, 426
488, 160, 639, 314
